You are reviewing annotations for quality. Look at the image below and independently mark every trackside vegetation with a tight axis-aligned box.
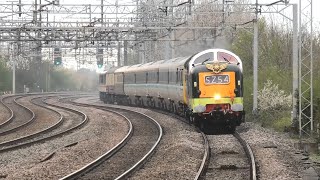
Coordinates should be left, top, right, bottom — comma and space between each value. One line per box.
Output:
231, 19, 320, 134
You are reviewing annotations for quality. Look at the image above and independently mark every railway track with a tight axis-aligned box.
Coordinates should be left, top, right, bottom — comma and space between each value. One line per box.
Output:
69, 96, 257, 180
60, 99, 163, 180
0, 95, 35, 135
0, 96, 88, 152
198, 132, 257, 180
0, 95, 14, 127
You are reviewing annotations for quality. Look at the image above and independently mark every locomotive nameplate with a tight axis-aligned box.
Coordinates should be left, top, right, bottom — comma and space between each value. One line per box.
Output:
204, 74, 230, 85
205, 62, 228, 73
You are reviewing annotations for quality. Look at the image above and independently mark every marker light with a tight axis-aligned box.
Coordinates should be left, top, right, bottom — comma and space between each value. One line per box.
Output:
214, 94, 221, 100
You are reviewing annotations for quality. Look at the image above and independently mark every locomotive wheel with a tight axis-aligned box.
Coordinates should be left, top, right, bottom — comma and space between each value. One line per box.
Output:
134, 99, 139, 106
188, 116, 192, 125
173, 104, 177, 114
228, 123, 237, 133
169, 103, 174, 112
139, 99, 142, 106
200, 121, 208, 133
160, 102, 164, 109
151, 100, 155, 107
228, 125, 236, 133
194, 116, 200, 127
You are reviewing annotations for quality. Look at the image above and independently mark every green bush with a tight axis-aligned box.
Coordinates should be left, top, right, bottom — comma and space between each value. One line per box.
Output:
272, 116, 292, 132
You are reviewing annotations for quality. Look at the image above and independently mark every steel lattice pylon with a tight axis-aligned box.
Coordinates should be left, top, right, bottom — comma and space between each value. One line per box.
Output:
299, 0, 313, 137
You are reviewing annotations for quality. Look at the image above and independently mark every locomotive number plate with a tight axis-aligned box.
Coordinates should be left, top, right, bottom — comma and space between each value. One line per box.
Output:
204, 74, 230, 85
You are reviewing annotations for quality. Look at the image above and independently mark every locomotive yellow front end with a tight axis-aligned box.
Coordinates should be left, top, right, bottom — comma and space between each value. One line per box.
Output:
186, 49, 244, 132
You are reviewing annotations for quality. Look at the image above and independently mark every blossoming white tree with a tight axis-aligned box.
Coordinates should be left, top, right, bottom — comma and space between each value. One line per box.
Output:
258, 80, 292, 111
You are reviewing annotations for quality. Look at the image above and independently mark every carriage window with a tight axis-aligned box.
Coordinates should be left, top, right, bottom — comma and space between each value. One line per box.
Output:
180, 70, 183, 86
106, 74, 114, 85
136, 73, 142, 84
147, 72, 151, 83
157, 71, 159, 83
176, 70, 179, 84
159, 71, 168, 84
115, 74, 123, 83
148, 71, 158, 84
177, 69, 183, 85
217, 52, 239, 64
146, 72, 148, 83
169, 71, 176, 84
124, 73, 134, 83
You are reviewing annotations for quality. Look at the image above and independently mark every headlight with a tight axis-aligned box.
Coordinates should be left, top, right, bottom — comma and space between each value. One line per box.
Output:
214, 94, 221, 100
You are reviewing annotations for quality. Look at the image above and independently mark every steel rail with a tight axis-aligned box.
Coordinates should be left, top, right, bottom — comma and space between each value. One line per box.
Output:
233, 132, 257, 180
0, 95, 14, 128
194, 132, 210, 180
0, 96, 35, 135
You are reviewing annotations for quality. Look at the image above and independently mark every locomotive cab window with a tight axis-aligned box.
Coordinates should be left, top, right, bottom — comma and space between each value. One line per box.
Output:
193, 52, 214, 65
217, 52, 239, 64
